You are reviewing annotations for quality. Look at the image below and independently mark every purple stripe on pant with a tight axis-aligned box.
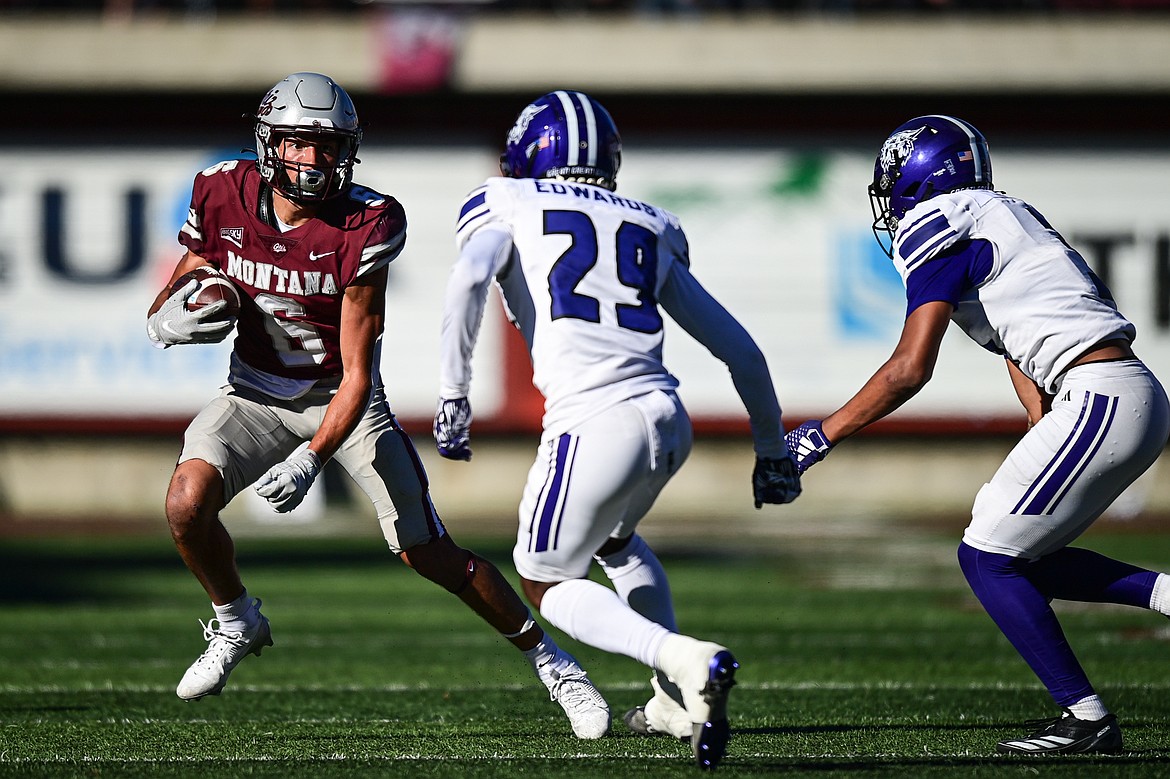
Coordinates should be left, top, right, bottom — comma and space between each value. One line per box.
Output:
1014, 392, 1117, 516
534, 434, 573, 553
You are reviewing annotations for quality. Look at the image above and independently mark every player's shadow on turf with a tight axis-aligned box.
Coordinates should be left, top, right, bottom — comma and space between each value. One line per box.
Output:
738, 724, 861, 736
737, 724, 1170, 765
741, 722, 1101, 735
746, 755, 1168, 772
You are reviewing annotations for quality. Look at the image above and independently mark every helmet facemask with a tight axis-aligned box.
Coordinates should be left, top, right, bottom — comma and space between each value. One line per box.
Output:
256, 123, 359, 203
868, 177, 897, 260
253, 72, 362, 203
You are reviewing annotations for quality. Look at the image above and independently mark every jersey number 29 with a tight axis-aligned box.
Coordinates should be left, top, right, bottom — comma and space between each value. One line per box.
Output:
544, 210, 663, 334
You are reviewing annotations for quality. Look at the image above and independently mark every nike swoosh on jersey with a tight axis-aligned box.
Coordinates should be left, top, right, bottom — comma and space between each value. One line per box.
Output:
308, 251, 335, 262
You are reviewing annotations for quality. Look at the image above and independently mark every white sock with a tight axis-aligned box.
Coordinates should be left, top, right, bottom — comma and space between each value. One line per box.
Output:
212, 590, 257, 632
1068, 694, 1109, 721
654, 632, 716, 683
596, 534, 677, 631
540, 578, 671, 668
1150, 573, 1170, 615
522, 634, 561, 671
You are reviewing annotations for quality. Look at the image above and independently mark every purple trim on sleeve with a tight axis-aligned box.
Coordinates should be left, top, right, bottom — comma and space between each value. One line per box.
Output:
905, 239, 994, 316
459, 191, 487, 221
900, 213, 953, 262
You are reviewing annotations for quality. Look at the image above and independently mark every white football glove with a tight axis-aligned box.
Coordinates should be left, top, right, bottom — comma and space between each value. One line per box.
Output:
752, 455, 802, 508
784, 420, 834, 474
433, 397, 473, 461
146, 279, 235, 346
254, 447, 322, 513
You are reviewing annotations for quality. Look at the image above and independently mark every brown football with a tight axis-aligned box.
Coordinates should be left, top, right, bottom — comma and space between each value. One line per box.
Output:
171, 266, 241, 321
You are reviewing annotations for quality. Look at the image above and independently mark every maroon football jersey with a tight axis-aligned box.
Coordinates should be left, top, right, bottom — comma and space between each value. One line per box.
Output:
178, 160, 406, 380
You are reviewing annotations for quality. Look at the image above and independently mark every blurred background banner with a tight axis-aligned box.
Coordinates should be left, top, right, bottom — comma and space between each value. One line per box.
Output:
376, 8, 463, 93
1, 144, 1168, 433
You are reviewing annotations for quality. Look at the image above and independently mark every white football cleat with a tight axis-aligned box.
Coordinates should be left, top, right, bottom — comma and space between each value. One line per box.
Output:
656, 636, 739, 770
535, 650, 611, 739
624, 674, 692, 740
176, 606, 273, 701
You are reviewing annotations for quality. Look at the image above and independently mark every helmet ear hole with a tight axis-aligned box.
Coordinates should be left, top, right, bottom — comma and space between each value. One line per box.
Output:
904, 179, 926, 201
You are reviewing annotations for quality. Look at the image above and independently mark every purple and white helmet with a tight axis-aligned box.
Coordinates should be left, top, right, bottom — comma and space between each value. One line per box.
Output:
869, 115, 993, 242
500, 90, 622, 191
254, 72, 362, 202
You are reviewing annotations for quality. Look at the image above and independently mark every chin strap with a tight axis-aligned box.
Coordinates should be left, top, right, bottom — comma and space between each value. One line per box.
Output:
257, 182, 276, 228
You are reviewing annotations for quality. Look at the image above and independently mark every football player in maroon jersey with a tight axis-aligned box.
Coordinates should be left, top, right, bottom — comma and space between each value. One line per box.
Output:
145, 73, 609, 738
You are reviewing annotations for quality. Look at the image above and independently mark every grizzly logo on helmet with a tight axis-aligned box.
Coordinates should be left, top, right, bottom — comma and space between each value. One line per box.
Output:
256, 91, 278, 118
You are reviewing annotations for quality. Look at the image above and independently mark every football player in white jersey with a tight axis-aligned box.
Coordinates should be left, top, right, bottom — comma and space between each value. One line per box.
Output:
433, 90, 802, 769
786, 115, 1170, 755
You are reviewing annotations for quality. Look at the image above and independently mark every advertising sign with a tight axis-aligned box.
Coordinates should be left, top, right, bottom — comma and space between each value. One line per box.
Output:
1, 145, 1166, 434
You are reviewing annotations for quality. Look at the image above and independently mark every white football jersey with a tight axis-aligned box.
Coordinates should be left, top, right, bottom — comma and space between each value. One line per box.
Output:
893, 189, 1136, 393
442, 176, 784, 453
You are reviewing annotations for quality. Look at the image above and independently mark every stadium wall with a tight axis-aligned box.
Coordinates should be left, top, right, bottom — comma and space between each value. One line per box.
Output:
2, 13, 1169, 95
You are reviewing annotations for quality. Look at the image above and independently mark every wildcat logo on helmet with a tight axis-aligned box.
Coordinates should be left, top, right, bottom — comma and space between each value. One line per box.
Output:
508, 103, 548, 146
879, 126, 925, 173
220, 227, 244, 248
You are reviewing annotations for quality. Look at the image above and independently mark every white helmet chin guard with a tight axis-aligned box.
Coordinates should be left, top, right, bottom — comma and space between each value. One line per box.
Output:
254, 72, 362, 202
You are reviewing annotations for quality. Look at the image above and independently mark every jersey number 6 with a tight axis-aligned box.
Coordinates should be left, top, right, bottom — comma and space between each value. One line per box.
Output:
254, 293, 328, 367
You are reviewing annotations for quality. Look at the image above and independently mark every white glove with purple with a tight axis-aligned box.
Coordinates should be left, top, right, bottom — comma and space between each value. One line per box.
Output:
784, 420, 834, 474
146, 279, 234, 346
752, 455, 802, 508
433, 397, 473, 461
254, 447, 322, 512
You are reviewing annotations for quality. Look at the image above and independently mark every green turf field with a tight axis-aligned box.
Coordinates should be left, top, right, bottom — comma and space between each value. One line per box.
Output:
1, 520, 1169, 777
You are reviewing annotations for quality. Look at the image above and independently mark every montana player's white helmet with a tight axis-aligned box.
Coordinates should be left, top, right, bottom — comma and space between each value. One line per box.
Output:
254, 72, 362, 202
